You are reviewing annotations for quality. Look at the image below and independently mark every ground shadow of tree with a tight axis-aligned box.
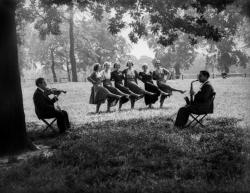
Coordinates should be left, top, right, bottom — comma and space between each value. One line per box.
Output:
2, 116, 247, 193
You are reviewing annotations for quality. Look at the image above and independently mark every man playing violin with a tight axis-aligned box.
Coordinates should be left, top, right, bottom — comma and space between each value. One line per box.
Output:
33, 78, 70, 133
174, 71, 215, 128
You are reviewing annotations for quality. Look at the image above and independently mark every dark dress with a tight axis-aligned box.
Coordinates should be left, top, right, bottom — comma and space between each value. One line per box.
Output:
138, 71, 160, 105
153, 68, 173, 94
89, 71, 117, 107
123, 68, 155, 105
102, 70, 129, 105
111, 70, 139, 102
122, 68, 145, 95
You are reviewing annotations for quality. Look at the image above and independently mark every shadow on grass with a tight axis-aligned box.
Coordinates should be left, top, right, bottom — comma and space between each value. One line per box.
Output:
1, 117, 250, 193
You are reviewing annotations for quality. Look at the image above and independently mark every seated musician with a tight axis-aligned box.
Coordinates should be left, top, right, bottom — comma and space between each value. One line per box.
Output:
33, 78, 70, 133
174, 71, 215, 128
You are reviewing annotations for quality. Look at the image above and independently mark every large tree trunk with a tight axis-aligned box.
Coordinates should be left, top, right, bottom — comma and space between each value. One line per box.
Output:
66, 60, 71, 82
50, 49, 58, 83
69, 4, 78, 82
0, 0, 30, 154
174, 63, 181, 79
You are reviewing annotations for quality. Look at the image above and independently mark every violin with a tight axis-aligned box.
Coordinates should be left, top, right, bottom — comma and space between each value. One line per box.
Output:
44, 88, 67, 96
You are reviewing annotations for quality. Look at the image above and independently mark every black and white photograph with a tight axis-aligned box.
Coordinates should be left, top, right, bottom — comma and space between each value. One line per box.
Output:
0, 0, 250, 192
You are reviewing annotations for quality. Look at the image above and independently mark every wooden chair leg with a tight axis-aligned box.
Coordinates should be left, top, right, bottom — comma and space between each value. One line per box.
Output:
185, 114, 208, 129
185, 115, 200, 128
41, 119, 57, 132
192, 114, 207, 128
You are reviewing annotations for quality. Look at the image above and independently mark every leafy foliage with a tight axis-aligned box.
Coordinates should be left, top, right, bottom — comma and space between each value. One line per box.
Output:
217, 38, 249, 72
38, 0, 247, 47
16, 0, 35, 44
30, 0, 62, 40
149, 34, 197, 76
75, 15, 131, 70
201, 6, 249, 73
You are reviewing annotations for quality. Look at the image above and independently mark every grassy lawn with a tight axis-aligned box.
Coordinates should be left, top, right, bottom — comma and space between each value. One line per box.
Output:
22, 77, 250, 126
1, 117, 250, 193
0, 77, 250, 193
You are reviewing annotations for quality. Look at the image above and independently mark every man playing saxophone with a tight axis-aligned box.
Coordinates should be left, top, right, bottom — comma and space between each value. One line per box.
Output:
174, 71, 215, 128
33, 78, 70, 133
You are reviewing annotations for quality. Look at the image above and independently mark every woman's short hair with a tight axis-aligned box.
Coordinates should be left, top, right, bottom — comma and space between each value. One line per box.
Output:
154, 60, 161, 65
113, 63, 119, 68
126, 60, 134, 67
104, 62, 111, 67
93, 63, 100, 72
142, 63, 148, 68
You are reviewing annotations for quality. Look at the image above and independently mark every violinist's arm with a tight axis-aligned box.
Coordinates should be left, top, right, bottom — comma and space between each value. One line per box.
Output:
44, 89, 59, 102
34, 92, 54, 111
51, 96, 58, 103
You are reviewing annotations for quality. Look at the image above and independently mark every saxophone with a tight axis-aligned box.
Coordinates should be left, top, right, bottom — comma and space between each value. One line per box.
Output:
190, 80, 199, 104
184, 79, 198, 105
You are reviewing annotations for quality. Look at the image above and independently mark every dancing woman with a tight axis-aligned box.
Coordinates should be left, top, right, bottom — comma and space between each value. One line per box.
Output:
111, 63, 141, 109
153, 60, 186, 108
87, 63, 121, 113
122, 61, 155, 109
102, 62, 129, 111
138, 63, 169, 108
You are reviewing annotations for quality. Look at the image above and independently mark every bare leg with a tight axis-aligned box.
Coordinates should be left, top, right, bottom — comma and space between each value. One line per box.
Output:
160, 90, 171, 96
96, 103, 101, 113
107, 92, 121, 99
131, 98, 135, 109
160, 95, 165, 108
143, 90, 155, 96
170, 87, 186, 94
107, 101, 111, 113
115, 89, 130, 98
130, 91, 141, 98
118, 100, 123, 111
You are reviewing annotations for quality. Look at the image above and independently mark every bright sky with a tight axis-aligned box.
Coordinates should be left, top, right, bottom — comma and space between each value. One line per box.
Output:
129, 39, 155, 59
120, 24, 155, 60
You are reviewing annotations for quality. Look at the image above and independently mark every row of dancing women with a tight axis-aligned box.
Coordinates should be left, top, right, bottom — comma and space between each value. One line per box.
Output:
87, 60, 186, 113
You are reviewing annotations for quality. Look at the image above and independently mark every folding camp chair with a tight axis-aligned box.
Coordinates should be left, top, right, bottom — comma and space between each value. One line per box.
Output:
185, 113, 208, 128
40, 118, 57, 133
185, 93, 216, 129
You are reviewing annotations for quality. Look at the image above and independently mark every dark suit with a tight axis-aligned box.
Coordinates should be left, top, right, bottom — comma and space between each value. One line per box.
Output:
33, 88, 70, 133
174, 81, 215, 127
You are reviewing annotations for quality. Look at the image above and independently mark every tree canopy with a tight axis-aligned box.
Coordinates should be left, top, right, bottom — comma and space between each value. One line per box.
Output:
38, 0, 249, 47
